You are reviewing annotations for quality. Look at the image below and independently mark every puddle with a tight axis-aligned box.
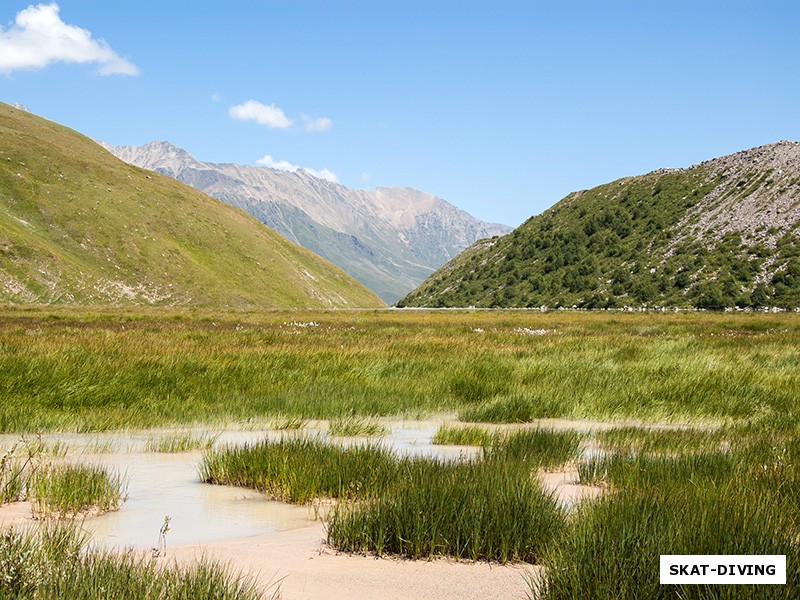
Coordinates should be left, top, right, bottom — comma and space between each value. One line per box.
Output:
80, 451, 314, 550
0, 418, 617, 549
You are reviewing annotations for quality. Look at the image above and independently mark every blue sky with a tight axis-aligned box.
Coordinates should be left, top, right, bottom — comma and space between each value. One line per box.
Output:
2, 1, 799, 227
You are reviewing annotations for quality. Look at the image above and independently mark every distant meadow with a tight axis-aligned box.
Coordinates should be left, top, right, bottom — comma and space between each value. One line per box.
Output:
1, 306, 798, 431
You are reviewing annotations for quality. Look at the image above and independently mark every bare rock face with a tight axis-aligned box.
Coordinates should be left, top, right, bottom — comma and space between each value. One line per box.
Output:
100, 141, 511, 303
673, 141, 800, 249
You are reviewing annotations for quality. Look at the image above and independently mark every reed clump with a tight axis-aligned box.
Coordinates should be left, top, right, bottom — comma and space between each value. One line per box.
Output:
431, 424, 496, 446
30, 463, 127, 518
327, 459, 563, 563
539, 433, 800, 598
201, 429, 580, 563
144, 432, 218, 453
199, 437, 398, 503
0, 525, 271, 599
486, 428, 584, 469
328, 416, 388, 437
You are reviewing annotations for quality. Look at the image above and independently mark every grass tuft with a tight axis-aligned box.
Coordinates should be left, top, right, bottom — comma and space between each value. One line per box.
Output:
144, 432, 218, 453
328, 460, 563, 563
328, 417, 388, 437
31, 463, 127, 518
431, 424, 495, 446
270, 415, 308, 430
488, 428, 584, 470
0, 524, 272, 599
201, 433, 576, 563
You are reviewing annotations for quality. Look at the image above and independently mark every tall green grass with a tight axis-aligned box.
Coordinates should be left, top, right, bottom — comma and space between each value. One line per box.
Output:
0, 437, 44, 504
144, 432, 218, 453
30, 463, 127, 517
0, 525, 271, 599
2, 308, 800, 432
594, 425, 728, 455
487, 428, 584, 469
201, 429, 580, 563
431, 424, 495, 446
328, 416, 388, 437
199, 437, 398, 503
539, 434, 800, 598
328, 460, 562, 563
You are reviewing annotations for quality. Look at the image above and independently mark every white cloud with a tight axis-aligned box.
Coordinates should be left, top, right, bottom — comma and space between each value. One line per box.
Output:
211, 92, 222, 102
256, 154, 338, 183
0, 3, 139, 76
229, 101, 332, 133
302, 115, 332, 132
256, 154, 299, 171
229, 100, 293, 129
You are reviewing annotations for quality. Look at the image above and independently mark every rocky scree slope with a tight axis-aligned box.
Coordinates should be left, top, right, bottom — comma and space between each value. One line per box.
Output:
0, 103, 383, 308
102, 141, 511, 304
400, 141, 800, 309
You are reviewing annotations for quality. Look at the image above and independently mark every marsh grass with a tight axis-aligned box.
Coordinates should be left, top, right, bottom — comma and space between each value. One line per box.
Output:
144, 432, 218, 453
0, 525, 271, 599
594, 425, 729, 455
327, 460, 563, 563
270, 415, 308, 430
459, 393, 559, 423
487, 428, 584, 470
2, 308, 800, 432
328, 416, 388, 437
431, 424, 495, 446
30, 463, 127, 518
202, 430, 579, 563
199, 437, 398, 503
0, 437, 44, 504
541, 433, 800, 598
81, 438, 117, 455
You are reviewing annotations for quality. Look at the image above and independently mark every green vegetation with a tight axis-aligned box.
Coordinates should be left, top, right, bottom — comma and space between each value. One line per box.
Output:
0, 525, 270, 600
144, 432, 218, 453
592, 425, 728, 455
30, 463, 127, 517
0, 102, 382, 309
485, 427, 583, 469
328, 416, 388, 437
269, 415, 308, 430
1, 438, 125, 517
328, 460, 561, 563
539, 433, 800, 599
201, 429, 582, 563
431, 424, 495, 446
2, 307, 800, 432
199, 437, 397, 504
0, 438, 40, 504
400, 158, 800, 309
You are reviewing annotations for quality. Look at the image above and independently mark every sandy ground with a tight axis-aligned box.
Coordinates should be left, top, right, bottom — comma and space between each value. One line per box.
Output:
161, 469, 599, 600
0, 468, 600, 600
166, 523, 535, 600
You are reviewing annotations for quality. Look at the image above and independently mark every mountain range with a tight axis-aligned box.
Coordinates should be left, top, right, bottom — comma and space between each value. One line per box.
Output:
400, 141, 800, 309
0, 102, 383, 308
101, 141, 511, 304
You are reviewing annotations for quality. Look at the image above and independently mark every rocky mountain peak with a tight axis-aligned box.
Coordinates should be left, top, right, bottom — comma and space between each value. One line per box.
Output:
102, 141, 511, 303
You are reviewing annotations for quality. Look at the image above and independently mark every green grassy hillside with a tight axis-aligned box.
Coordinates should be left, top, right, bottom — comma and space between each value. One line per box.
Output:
400, 142, 800, 309
0, 103, 383, 308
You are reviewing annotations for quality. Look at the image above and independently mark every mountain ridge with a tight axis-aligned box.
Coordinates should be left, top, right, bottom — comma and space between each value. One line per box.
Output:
399, 141, 800, 309
0, 102, 384, 308
101, 140, 511, 303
